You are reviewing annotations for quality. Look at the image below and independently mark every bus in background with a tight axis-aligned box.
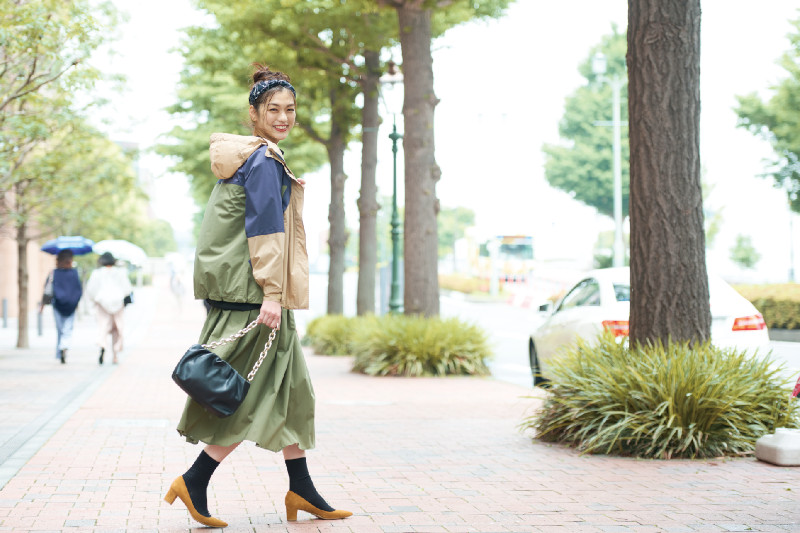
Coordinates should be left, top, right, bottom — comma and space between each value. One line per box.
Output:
470, 235, 535, 283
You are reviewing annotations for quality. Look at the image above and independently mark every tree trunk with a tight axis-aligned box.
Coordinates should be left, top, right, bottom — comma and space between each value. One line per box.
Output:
627, 0, 709, 346
16, 221, 29, 348
326, 111, 347, 315
397, 5, 440, 317
356, 49, 381, 316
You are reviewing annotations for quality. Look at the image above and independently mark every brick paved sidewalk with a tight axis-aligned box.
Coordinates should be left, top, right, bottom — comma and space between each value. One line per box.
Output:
1, 275, 799, 532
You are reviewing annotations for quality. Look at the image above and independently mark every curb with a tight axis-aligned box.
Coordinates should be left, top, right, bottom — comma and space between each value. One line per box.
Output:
769, 329, 800, 342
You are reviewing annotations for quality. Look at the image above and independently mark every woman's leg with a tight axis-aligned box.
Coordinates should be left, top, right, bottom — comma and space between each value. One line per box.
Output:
95, 307, 111, 352
282, 443, 305, 461
60, 312, 75, 354
164, 442, 241, 528
53, 309, 65, 361
183, 442, 240, 512
205, 442, 240, 461
282, 444, 351, 520
110, 310, 124, 362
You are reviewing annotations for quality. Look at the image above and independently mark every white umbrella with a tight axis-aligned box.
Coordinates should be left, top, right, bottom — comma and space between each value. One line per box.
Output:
93, 239, 148, 266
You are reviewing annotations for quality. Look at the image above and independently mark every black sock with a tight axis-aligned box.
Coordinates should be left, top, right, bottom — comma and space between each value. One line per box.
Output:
285, 457, 334, 512
182, 450, 219, 517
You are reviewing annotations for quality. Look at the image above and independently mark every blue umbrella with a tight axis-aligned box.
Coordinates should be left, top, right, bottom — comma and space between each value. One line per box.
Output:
40, 236, 95, 255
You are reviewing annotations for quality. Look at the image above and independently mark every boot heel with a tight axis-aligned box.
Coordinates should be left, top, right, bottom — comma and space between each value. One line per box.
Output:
286, 505, 298, 521
164, 488, 177, 504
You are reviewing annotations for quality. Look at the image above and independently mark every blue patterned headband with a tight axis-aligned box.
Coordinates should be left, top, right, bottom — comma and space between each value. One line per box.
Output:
249, 79, 296, 106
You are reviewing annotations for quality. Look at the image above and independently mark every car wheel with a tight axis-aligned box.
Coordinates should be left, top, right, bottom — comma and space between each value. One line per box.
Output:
529, 339, 550, 389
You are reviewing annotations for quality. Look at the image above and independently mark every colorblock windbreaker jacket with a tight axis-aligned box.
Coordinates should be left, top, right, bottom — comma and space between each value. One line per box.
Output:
193, 133, 309, 309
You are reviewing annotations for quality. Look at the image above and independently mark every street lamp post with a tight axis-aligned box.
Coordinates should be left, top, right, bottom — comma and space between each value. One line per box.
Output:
785, 178, 796, 282
593, 52, 626, 268
380, 62, 404, 313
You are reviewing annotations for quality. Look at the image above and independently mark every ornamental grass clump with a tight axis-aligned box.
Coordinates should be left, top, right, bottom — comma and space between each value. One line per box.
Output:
522, 333, 800, 459
351, 314, 491, 377
302, 314, 358, 356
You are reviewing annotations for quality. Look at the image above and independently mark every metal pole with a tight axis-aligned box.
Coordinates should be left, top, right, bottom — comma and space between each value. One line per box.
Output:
389, 115, 404, 313
784, 179, 795, 282
612, 77, 624, 267
488, 240, 499, 297
790, 207, 795, 282
1, 298, 6, 328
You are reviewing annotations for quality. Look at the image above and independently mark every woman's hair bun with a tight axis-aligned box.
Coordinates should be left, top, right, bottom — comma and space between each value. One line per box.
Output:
251, 62, 291, 86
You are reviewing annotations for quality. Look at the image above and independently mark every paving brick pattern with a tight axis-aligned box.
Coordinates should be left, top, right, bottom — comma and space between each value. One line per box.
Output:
0, 278, 799, 532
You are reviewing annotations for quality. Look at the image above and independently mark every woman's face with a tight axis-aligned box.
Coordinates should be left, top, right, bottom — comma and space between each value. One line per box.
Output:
250, 89, 296, 144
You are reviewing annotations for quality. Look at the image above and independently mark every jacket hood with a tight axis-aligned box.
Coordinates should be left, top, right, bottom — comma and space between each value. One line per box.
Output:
209, 133, 282, 179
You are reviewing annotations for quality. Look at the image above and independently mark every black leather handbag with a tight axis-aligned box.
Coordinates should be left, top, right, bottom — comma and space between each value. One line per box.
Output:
172, 320, 276, 418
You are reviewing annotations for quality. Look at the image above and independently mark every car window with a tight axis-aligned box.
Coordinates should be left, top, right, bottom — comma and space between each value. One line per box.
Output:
557, 279, 600, 311
613, 283, 630, 302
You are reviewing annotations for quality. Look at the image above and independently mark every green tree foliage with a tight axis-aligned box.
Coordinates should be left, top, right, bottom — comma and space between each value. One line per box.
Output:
18, 124, 140, 238
161, 0, 398, 314
0, 0, 160, 347
736, 14, 800, 211
135, 219, 178, 257
0, 0, 116, 196
380, 0, 514, 317
542, 28, 629, 219
163, 0, 512, 317
730, 234, 761, 269
157, 25, 328, 210
438, 206, 474, 259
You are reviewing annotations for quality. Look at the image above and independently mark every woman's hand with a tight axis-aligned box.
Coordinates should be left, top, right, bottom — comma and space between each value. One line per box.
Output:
258, 300, 282, 329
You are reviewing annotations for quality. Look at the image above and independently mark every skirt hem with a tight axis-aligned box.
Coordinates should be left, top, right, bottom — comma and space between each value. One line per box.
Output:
177, 429, 315, 453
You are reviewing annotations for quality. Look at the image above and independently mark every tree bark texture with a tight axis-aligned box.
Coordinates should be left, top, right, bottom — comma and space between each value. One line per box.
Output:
16, 220, 29, 348
357, 49, 381, 316
326, 119, 347, 315
398, 5, 440, 317
627, 0, 709, 346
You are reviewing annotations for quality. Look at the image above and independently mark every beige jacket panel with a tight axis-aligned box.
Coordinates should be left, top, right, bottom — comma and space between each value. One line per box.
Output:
207, 132, 309, 310
210, 133, 299, 182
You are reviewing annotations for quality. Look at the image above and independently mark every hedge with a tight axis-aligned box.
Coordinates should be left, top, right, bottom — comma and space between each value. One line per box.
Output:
734, 284, 800, 330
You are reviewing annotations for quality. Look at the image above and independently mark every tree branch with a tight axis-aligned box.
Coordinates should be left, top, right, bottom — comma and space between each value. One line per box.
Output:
298, 122, 327, 146
0, 59, 80, 113
291, 31, 362, 82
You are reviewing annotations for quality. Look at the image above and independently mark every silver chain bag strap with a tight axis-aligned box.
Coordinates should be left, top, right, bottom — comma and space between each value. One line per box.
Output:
172, 320, 277, 417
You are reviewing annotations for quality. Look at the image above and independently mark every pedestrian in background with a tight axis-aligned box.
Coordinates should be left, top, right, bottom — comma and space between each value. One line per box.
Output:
40, 249, 83, 364
85, 252, 132, 365
164, 63, 352, 527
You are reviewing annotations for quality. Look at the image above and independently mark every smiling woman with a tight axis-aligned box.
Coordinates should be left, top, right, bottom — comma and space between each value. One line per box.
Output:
248, 66, 296, 144
164, 62, 353, 527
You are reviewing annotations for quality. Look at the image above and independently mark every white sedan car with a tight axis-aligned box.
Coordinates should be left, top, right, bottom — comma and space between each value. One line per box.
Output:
529, 267, 770, 386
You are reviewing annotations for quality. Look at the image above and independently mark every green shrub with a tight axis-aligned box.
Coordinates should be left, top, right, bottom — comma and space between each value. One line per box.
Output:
303, 313, 491, 376
522, 333, 799, 459
351, 314, 492, 377
438, 273, 490, 294
302, 314, 358, 356
129, 271, 152, 286
734, 283, 800, 330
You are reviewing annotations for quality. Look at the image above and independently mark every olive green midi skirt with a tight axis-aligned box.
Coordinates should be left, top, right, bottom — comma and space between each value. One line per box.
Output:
176, 307, 316, 452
